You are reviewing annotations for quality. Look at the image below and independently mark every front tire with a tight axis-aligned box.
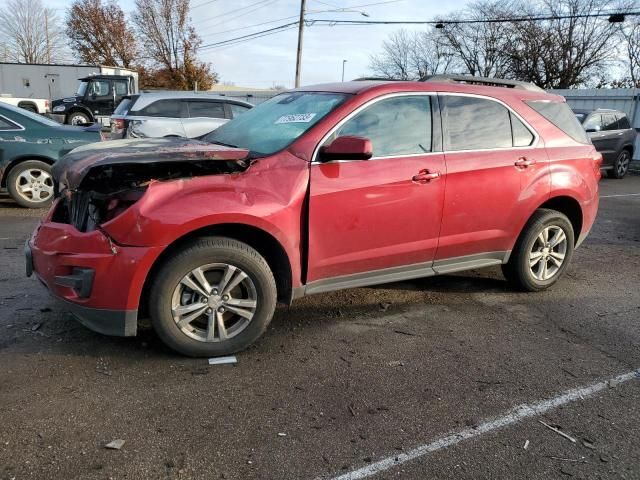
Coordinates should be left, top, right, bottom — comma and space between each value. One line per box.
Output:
149, 237, 277, 357
502, 209, 574, 292
6, 160, 55, 208
609, 150, 631, 179
67, 111, 90, 125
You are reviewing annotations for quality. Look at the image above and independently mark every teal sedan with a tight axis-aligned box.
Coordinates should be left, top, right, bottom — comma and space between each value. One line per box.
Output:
0, 102, 101, 208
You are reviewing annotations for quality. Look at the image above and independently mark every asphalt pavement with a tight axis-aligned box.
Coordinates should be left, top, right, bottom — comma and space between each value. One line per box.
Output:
0, 176, 639, 480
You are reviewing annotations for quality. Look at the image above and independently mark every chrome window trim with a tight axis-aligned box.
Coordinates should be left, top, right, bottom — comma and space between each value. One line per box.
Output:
311, 91, 540, 164
0, 114, 25, 132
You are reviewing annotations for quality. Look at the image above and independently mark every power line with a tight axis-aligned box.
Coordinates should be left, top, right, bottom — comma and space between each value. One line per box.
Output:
191, 0, 222, 8
200, 25, 300, 51
194, 0, 275, 25
199, 21, 299, 50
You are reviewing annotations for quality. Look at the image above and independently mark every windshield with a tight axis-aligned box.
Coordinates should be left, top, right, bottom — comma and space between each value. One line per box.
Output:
76, 81, 88, 97
203, 92, 349, 156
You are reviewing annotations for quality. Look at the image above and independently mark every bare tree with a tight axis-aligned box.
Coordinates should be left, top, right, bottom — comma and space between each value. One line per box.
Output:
0, 0, 66, 63
369, 29, 457, 80
619, 18, 640, 86
507, 0, 620, 88
436, 0, 516, 78
133, 0, 216, 90
66, 0, 138, 68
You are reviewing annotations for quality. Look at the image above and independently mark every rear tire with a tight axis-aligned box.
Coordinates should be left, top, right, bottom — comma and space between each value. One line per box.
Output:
502, 209, 574, 292
149, 237, 277, 357
6, 160, 55, 208
610, 150, 631, 179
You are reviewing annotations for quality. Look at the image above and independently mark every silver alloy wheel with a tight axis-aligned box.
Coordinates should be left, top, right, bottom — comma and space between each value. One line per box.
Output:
15, 168, 54, 203
69, 114, 87, 125
529, 225, 568, 281
617, 151, 630, 177
171, 263, 258, 343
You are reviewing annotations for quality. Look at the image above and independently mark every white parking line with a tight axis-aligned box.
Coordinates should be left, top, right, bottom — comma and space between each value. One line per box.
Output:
600, 193, 640, 198
323, 368, 640, 480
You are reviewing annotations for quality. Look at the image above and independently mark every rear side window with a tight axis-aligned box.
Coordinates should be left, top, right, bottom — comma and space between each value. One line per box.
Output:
332, 95, 432, 156
138, 99, 185, 118
617, 114, 631, 129
187, 101, 225, 119
602, 114, 618, 131
526, 100, 589, 144
583, 114, 601, 132
443, 96, 515, 150
229, 103, 250, 118
114, 97, 133, 115
0, 115, 21, 130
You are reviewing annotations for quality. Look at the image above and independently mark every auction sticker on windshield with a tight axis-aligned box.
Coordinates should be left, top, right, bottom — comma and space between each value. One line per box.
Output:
275, 113, 317, 124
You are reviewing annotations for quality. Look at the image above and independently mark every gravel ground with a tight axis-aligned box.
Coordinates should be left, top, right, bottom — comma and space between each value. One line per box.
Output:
0, 176, 639, 480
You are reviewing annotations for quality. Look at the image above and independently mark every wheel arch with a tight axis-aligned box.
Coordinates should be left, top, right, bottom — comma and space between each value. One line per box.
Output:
1, 155, 56, 188
17, 101, 38, 112
138, 223, 294, 319
535, 195, 583, 246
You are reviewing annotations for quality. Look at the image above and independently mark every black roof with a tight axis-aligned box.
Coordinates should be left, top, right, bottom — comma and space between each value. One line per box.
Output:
78, 75, 134, 81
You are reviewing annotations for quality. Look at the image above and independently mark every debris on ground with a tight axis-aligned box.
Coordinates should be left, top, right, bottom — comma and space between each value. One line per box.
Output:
104, 439, 125, 450
208, 356, 237, 365
387, 360, 405, 367
31, 322, 42, 331
277, 433, 287, 437
379, 302, 391, 311
393, 329, 418, 337
582, 439, 596, 450
524, 440, 530, 450
538, 420, 576, 443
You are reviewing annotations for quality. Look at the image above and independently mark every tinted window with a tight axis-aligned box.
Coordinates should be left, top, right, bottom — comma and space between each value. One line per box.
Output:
0, 115, 20, 130
444, 96, 512, 150
618, 114, 631, 129
583, 114, 601, 132
511, 113, 534, 147
602, 114, 618, 131
188, 101, 225, 119
229, 103, 250, 118
114, 80, 128, 96
139, 99, 184, 118
527, 100, 590, 144
331, 96, 432, 156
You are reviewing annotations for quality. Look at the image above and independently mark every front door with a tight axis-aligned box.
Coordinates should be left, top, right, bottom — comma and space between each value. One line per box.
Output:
436, 94, 549, 261
85, 79, 113, 116
307, 94, 446, 283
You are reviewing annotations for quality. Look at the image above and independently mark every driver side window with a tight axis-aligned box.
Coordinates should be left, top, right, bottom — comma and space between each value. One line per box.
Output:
90, 80, 111, 97
329, 95, 432, 157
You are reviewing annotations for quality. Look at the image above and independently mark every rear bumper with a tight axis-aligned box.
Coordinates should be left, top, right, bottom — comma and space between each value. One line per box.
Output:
26, 215, 164, 337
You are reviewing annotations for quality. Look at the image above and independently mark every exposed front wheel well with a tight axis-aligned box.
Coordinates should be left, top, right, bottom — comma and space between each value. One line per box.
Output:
536, 196, 583, 246
623, 144, 634, 156
139, 224, 293, 318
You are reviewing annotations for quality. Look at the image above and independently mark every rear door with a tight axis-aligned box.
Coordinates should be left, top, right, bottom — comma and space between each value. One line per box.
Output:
307, 94, 446, 283
183, 100, 228, 137
598, 114, 623, 164
436, 94, 547, 263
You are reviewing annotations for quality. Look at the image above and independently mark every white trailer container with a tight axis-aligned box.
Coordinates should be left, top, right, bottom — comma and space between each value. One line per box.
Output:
0, 62, 138, 101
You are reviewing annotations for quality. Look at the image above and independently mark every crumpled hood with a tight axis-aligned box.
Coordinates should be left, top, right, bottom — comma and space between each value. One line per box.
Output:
53, 137, 250, 191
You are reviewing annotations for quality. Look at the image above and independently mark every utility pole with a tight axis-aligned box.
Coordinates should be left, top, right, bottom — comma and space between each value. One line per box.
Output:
294, 0, 306, 88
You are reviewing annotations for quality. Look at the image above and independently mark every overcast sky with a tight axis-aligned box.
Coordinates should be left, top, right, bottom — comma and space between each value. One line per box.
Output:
50, 0, 470, 88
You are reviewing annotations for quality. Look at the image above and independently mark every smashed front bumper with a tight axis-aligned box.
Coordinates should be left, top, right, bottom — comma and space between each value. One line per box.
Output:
26, 208, 163, 337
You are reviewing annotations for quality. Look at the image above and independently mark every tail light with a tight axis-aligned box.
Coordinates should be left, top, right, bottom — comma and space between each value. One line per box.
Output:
592, 150, 603, 180
112, 118, 125, 131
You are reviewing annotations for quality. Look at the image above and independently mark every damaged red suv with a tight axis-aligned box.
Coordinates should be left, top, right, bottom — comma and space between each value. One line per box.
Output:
26, 76, 601, 357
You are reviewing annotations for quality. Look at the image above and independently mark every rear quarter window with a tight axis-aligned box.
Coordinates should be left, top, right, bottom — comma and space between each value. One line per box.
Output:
526, 100, 589, 144
114, 96, 134, 115
617, 114, 631, 129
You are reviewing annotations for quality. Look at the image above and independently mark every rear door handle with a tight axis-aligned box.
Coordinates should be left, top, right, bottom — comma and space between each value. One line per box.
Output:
412, 169, 441, 183
514, 157, 535, 168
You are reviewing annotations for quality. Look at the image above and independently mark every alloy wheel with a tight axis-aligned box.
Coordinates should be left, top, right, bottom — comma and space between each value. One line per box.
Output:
15, 169, 54, 203
617, 151, 630, 177
171, 263, 258, 343
529, 225, 568, 281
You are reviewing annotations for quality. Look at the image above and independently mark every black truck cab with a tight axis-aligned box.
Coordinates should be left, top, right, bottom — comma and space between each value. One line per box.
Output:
51, 75, 136, 125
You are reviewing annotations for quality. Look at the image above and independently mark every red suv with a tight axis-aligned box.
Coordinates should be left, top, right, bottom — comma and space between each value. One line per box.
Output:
26, 76, 601, 357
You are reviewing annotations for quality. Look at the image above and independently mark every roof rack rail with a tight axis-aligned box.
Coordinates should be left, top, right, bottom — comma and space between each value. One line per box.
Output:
421, 74, 544, 92
352, 76, 404, 82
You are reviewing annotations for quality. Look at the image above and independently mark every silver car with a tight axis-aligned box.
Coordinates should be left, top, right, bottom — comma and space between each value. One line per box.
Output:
110, 92, 253, 139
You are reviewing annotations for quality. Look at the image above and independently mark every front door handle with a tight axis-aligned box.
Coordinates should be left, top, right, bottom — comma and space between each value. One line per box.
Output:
412, 169, 441, 183
515, 157, 535, 168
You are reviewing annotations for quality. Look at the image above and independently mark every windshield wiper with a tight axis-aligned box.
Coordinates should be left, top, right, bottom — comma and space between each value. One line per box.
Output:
209, 140, 239, 148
